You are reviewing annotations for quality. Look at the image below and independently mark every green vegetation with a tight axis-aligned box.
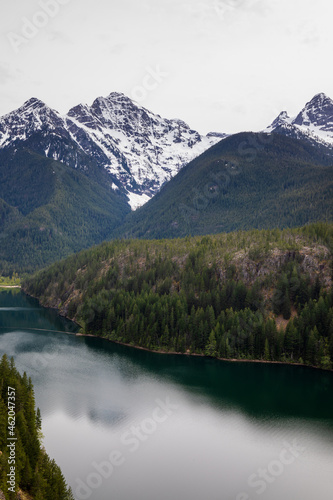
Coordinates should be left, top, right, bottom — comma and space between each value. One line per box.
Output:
113, 132, 333, 239
1, 133, 332, 276
24, 223, 333, 370
0, 274, 20, 288
0, 355, 73, 499
0, 147, 130, 275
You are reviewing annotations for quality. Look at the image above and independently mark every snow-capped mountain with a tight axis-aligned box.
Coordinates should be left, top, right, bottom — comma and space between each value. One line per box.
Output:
266, 93, 333, 147
0, 93, 224, 209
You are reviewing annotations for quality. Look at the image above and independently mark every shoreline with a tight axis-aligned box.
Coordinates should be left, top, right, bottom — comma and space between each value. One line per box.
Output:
75, 332, 333, 372
20, 289, 333, 373
0, 285, 21, 289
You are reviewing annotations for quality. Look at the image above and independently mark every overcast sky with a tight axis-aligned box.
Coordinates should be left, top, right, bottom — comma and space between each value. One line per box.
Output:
1, 0, 332, 134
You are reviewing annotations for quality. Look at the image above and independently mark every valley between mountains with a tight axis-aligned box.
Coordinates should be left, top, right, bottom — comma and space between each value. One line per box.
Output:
0, 92, 333, 273
12, 91, 332, 372
23, 223, 333, 371
1, 91, 333, 500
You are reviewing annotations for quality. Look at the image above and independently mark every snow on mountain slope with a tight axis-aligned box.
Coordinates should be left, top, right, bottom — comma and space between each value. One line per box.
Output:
266, 93, 333, 147
0, 98, 68, 147
0, 93, 225, 209
0, 98, 97, 173
66, 93, 224, 207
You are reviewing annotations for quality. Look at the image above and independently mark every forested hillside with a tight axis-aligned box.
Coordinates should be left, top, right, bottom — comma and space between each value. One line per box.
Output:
1, 132, 333, 275
113, 132, 333, 239
24, 223, 333, 370
0, 148, 130, 274
0, 355, 73, 499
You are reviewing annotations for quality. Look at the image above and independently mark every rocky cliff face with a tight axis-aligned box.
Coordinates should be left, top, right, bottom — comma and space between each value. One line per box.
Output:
266, 92, 333, 149
28, 239, 332, 322
294, 93, 333, 132
0, 93, 224, 209
230, 245, 332, 289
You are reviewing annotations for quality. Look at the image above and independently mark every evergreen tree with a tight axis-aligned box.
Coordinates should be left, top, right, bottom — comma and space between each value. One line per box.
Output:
205, 330, 217, 357
0, 355, 72, 498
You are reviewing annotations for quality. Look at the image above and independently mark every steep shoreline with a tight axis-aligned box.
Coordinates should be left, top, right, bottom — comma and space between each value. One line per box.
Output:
74, 330, 333, 372
20, 283, 333, 373
22, 223, 333, 374
0, 285, 21, 289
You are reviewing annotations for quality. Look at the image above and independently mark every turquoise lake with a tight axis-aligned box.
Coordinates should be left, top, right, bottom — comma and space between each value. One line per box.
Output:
0, 290, 332, 500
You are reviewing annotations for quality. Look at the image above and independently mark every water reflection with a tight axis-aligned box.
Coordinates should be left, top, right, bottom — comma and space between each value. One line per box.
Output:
1, 291, 333, 500
1, 290, 333, 428
0, 289, 79, 333
81, 335, 333, 425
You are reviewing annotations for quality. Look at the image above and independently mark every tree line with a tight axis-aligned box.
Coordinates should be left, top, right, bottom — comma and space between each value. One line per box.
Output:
23, 223, 333, 371
0, 355, 74, 499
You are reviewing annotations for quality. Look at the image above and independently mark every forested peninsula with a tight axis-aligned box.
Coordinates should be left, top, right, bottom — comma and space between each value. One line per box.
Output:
23, 223, 333, 371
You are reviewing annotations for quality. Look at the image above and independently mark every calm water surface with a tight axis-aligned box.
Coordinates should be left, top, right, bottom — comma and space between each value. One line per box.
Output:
0, 290, 333, 500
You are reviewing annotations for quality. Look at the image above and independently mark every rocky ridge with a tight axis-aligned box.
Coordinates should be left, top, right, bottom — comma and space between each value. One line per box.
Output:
0, 94, 224, 209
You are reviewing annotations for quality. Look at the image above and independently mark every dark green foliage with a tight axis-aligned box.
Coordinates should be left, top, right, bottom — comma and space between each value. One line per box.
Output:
0, 355, 73, 499
23, 223, 333, 370
2, 132, 333, 277
112, 133, 333, 240
0, 147, 130, 274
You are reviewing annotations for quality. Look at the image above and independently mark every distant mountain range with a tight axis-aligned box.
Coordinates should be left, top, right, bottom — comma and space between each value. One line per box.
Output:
1, 92, 332, 211
111, 131, 333, 239
0, 93, 224, 209
0, 91, 332, 272
0, 148, 129, 273
1, 92, 333, 204
266, 93, 333, 147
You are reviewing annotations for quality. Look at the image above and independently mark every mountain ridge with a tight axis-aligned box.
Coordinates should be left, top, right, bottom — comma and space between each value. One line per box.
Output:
1, 92, 333, 273
22, 222, 333, 371
1, 91, 333, 210
0, 93, 224, 209
0, 147, 130, 273
110, 131, 333, 240
266, 92, 333, 148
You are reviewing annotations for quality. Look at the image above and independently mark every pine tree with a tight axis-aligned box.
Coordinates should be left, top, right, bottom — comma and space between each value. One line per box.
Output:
264, 338, 270, 360
306, 327, 319, 365
282, 290, 291, 320
205, 330, 217, 357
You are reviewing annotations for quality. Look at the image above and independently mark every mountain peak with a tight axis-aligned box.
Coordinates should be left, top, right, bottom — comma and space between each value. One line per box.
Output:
267, 110, 291, 131
106, 92, 131, 101
0, 93, 224, 210
308, 92, 331, 105
294, 93, 333, 128
20, 97, 48, 112
278, 110, 290, 120
267, 93, 333, 144
302, 92, 333, 114
91, 92, 126, 104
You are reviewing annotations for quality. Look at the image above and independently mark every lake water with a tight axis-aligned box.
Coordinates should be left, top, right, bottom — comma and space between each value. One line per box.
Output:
0, 290, 333, 500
